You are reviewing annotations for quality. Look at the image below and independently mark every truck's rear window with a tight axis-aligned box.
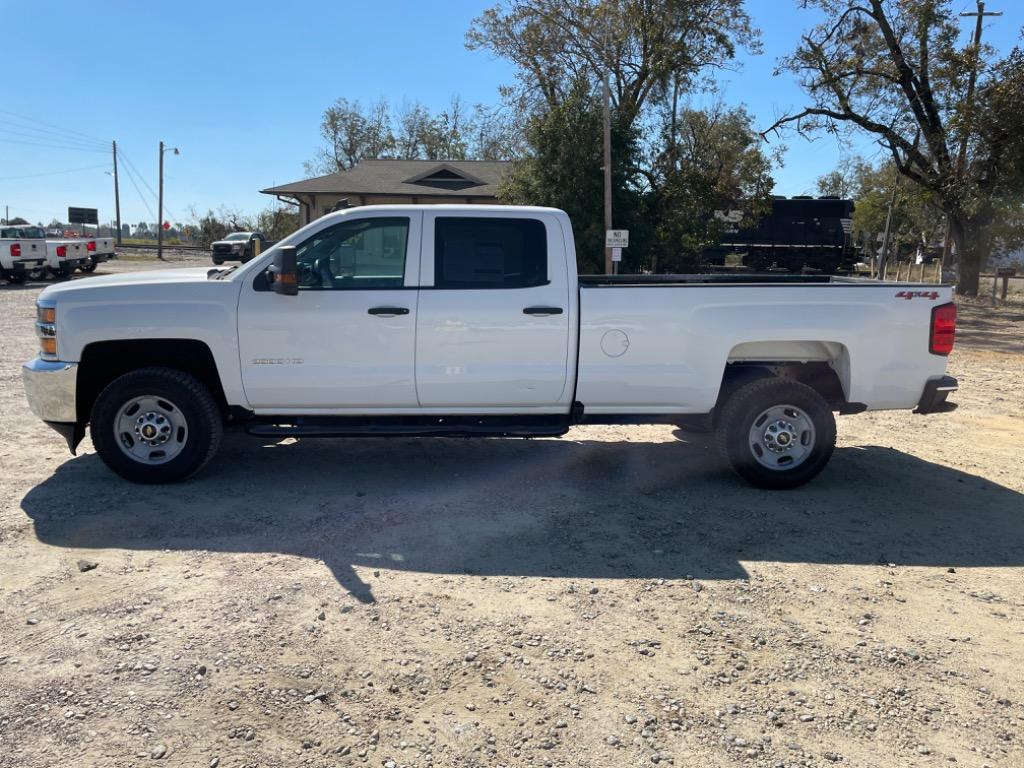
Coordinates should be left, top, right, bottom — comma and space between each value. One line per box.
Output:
434, 217, 547, 289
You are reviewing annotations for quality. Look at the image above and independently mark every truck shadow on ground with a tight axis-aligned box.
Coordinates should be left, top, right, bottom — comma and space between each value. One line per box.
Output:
21, 431, 1024, 603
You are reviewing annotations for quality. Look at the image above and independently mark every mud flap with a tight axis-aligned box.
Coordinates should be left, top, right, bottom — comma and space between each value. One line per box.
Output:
45, 421, 86, 455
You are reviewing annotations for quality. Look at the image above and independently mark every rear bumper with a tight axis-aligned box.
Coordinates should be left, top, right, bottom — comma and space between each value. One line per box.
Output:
22, 358, 78, 423
915, 375, 958, 414
8, 259, 46, 272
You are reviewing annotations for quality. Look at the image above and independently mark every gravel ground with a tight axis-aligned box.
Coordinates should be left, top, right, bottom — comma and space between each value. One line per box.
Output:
1, 260, 1022, 768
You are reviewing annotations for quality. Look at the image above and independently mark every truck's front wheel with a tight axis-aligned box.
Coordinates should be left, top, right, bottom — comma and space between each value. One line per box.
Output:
90, 367, 223, 483
716, 378, 836, 490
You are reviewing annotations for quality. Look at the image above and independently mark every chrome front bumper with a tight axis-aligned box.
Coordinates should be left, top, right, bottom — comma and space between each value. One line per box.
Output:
22, 358, 78, 423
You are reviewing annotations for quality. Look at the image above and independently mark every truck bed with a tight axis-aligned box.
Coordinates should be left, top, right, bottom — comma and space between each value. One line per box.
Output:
578, 273, 943, 287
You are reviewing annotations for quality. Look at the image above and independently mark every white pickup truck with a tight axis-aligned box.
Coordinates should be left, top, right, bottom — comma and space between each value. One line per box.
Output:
1, 225, 49, 282
43, 237, 91, 277
22, 205, 958, 488
81, 235, 116, 272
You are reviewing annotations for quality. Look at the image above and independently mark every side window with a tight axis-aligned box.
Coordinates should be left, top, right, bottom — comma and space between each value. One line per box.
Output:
434, 217, 547, 289
294, 217, 409, 290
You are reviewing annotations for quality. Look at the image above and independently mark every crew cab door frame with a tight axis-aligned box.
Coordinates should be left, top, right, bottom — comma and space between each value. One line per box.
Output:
414, 210, 574, 410
236, 211, 423, 412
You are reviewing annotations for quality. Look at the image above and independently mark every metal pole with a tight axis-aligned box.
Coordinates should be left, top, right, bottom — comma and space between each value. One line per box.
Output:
878, 176, 899, 279
158, 140, 165, 261
602, 71, 613, 275
112, 140, 122, 246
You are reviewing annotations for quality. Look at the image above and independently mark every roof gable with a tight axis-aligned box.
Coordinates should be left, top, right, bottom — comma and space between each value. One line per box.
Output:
403, 163, 487, 190
261, 159, 511, 198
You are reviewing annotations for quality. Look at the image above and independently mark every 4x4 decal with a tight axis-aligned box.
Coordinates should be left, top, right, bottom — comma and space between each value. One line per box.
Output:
895, 290, 940, 300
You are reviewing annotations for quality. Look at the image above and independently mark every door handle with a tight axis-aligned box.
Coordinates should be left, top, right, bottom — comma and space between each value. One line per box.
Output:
368, 306, 410, 316
523, 306, 564, 316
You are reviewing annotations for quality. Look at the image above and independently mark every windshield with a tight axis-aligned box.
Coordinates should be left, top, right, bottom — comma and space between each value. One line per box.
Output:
225, 233, 250, 241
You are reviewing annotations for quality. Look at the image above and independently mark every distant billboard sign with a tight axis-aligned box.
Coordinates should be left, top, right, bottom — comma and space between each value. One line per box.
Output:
68, 207, 98, 225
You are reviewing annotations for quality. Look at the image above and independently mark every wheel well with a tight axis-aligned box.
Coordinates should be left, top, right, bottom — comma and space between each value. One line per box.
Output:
715, 361, 849, 415
77, 339, 228, 423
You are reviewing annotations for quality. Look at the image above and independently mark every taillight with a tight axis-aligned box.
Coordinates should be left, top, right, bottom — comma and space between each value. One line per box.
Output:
56, 245, 67, 258
929, 302, 956, 355
86, 240, 96, 252
10, 243, 21, 257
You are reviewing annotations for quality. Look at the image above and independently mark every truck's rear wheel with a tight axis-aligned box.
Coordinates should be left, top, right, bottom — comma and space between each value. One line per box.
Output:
90, 367, 222, 484
716, 378, 836, 489
79, 259, 98, 273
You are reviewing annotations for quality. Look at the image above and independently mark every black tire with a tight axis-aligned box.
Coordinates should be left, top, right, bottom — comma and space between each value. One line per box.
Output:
79, 259, 98, 273
7, 272, 26, 284
716, 378, 836, 490
212, 257, 223, 265
90, 367, 223, 484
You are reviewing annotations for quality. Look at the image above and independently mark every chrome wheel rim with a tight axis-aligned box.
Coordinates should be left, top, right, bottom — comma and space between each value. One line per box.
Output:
748, 404, 815, 471
115, 396, 188, 465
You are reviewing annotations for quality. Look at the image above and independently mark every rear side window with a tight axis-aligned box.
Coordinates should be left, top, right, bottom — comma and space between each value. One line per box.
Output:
434, 217, 547, 289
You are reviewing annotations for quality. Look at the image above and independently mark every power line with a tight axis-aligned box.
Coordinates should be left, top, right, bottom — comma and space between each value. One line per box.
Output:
0, 110, 110, 147
120, 148, 179, 222
0, 163, 109, 181
0, 119, 108, 149
119, 150, 159, 201
118, 159, 158, 222
0, 127, 109, 152
0, 137, 108, 153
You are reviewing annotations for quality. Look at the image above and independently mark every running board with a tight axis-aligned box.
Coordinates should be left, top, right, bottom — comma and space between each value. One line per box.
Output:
245, 414, 571, 439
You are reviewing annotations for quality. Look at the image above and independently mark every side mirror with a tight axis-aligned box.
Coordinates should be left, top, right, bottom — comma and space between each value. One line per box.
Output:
269, 245, 298, 296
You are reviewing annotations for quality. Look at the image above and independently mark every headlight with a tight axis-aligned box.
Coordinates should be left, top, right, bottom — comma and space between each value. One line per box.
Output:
36, 304, 57, 359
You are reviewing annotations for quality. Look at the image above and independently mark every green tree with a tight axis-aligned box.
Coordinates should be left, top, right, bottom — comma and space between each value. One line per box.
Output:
764, 0, 1024, 295
256, 206, 300, 242
645, 104, 777, 272
467, 0, 759, 126
305, 98, 395, 175
500, 80, 645, 274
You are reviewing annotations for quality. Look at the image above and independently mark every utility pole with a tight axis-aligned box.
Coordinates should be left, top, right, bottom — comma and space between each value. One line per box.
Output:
602, 71, 613, 275
878, 171, 900, 280
157, 141, 179, 261
158, 140, 165, 261
941, 0, 1002, 267
112, 140, 122, 246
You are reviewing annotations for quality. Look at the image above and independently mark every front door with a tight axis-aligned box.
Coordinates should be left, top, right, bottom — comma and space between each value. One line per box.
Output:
237, 213, 421, 410
415, 212, 572, 408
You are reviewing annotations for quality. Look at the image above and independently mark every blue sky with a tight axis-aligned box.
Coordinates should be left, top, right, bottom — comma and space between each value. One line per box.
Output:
1, 0, 1021, 227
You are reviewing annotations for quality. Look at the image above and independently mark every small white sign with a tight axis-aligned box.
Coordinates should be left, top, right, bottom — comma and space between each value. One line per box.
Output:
611, 247, 622, 262
606, 229, 629, 248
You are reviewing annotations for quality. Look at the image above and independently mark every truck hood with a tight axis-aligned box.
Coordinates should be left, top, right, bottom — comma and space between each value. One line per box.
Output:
39, 267, 218, 299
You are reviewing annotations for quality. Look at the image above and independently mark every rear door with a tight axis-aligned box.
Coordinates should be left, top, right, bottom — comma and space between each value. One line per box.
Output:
415, 212, 572, 408
237, 212, 422, 410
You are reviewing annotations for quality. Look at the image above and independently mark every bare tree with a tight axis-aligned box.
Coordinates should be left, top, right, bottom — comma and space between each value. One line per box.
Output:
763, 0, 1024, 295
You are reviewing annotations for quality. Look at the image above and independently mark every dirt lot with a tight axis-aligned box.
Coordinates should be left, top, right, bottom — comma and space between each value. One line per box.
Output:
1, 260, 1022, 768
